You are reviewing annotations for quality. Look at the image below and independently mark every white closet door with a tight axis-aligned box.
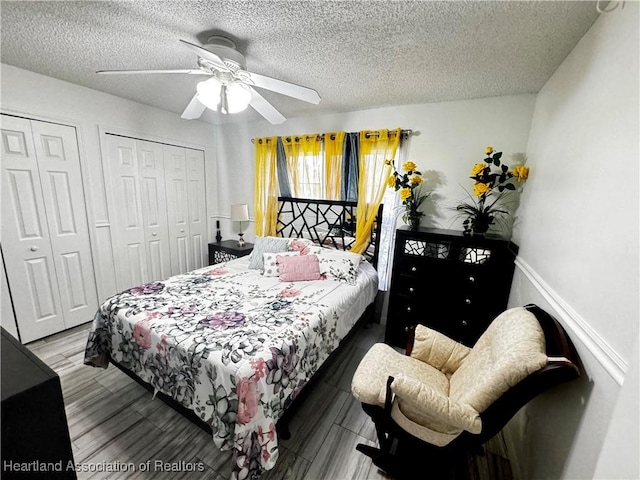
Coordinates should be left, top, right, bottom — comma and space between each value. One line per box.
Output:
164, 145, 190, 275
1, 115, 65, 341
31, 121, 98, 329
105, 135, 148, 290
186, 149, 207, 270
137, 140, 171, 281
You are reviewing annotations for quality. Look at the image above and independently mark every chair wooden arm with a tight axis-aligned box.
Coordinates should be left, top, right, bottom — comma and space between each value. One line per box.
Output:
405, 324, 417, 356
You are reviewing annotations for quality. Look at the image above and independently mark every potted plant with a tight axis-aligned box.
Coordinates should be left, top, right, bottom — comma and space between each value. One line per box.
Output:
386, 160, 428, 229
456, 146, 529, 236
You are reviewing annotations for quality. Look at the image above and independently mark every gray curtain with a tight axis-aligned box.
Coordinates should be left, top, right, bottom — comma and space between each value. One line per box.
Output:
276, 137, 292, 197
341, 132, 359, 201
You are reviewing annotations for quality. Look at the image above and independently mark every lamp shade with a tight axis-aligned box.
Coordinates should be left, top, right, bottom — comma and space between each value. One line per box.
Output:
196, 77, 222, 110
225, 82, 252, 113
230, 204, 249, 222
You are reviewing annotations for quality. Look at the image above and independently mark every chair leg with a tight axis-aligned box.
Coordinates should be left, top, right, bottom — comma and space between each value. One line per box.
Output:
356, 443, 399, 477
374, 421, 392, 452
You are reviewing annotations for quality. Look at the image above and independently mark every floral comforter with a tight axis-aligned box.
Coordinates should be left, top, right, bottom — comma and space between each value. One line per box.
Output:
84, 256, 378, 479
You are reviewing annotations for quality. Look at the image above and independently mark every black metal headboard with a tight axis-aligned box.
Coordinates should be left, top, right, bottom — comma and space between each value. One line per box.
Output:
276, 196, 383, 268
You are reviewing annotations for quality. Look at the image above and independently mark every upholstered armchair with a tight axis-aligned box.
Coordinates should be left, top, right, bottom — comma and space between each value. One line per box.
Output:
351, 305, 580, 477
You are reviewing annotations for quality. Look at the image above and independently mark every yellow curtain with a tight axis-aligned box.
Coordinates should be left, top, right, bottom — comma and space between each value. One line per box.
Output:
324, 132, 345, 200
282, 134, 323, 198
254, 137, 279, 236
351, 128, 402, 254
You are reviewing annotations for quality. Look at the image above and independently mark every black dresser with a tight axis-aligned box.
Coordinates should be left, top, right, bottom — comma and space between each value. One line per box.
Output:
385, 227, 518, 348
1, 328, 76, 479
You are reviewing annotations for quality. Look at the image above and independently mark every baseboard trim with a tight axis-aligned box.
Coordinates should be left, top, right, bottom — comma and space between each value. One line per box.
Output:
515, 257, 628, 386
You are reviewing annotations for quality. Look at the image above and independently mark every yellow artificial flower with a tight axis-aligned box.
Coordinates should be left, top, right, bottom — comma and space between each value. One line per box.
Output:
473, 182, 491, 197
471, 163, 485, 177
402, 161, 417, 173
409, 175, 423, 185
512, 165, 530, 181
485, 146, 494, 155
384, 159, 393, 166
400, 188, 412, 201
387, 175, 396, 188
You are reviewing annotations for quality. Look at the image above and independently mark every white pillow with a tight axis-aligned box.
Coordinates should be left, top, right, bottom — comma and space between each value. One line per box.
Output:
315, 249, 363, 285
262, 251, 300, 277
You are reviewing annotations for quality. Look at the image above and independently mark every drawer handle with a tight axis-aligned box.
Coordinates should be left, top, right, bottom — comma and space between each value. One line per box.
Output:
408, 286, 415, 293
152, 232, 157, 236
406, 306, 412, 313
30, 246, 39, 252
404, 326, 409, 333
180, 229, 185, 233
410, 266, 417, 272
465, 298, 471, 305
469, 276, 475, 283
461, 320, 468, 327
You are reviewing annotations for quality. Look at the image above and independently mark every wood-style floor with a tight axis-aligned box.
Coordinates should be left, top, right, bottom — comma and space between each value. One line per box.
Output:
26, 321, 513, 480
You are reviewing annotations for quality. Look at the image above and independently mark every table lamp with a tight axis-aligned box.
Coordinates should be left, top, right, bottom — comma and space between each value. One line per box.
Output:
230, 204, 249, 247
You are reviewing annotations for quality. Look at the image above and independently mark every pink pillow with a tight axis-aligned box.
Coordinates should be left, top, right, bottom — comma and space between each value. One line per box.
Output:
278, 254, 322, 282
290, 239, 311, 255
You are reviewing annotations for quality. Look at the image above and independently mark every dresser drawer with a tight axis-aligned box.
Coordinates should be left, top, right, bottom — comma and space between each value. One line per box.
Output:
393, 274, 428, 298
388, 294, 421, 321
395, 257, 429, 276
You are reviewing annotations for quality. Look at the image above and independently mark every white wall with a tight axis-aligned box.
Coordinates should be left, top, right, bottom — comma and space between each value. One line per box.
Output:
1, 64, 218, 308
214, 94, 536, 242
506, 4, 639, 479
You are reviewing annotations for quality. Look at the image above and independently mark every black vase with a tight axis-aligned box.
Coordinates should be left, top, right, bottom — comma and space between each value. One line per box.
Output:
216, 220, 222, 243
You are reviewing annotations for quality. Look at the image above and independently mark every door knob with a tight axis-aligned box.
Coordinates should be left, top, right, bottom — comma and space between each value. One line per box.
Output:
30, 246, 38, 252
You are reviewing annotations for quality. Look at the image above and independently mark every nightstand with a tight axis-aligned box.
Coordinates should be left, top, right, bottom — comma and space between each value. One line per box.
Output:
208, 240, 254, 265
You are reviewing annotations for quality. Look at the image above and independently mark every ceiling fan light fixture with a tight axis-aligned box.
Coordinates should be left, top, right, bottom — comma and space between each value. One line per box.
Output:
196, 78, 250, 114
225, 81, 252, 113
196, 77, 222, 110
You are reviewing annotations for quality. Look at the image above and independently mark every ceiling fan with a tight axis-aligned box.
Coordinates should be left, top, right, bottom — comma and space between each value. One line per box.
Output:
97, 36, 321, 124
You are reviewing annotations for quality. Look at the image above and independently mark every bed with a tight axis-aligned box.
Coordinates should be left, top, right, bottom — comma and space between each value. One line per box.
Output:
84, 197, 382, 479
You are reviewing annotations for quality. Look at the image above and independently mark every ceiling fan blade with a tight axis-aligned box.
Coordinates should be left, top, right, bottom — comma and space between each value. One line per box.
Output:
249, 87, 286, 125
97, 69, 208, 75
181, 94, 206, 120
179, 39, 230, 72
245, 71, 320, 105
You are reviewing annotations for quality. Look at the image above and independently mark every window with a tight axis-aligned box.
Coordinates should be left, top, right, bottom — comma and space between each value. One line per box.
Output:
295, 153, 325, 199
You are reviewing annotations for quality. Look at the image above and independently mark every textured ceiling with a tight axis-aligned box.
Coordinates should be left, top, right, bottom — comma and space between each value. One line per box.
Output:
1, 1, 600, 125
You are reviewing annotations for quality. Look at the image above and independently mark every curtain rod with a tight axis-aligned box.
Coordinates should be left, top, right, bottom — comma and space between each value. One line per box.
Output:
252, 129, 412, 144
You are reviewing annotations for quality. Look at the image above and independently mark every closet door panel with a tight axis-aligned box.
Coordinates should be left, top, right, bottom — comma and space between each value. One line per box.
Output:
31, 121, 98, 328
164, 145, 190, 275
105, 135, 148, 290
186, 149, 207, 270
1, 115, 65, 341
137, 140, 171, 281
